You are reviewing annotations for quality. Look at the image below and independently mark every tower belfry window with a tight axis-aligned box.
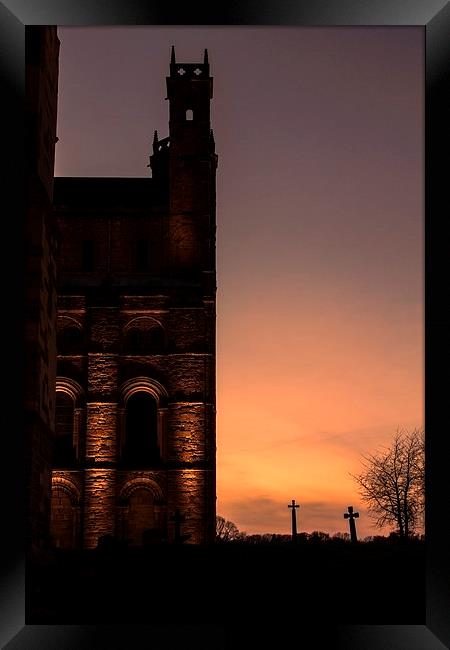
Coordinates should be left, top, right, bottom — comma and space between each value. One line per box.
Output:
186, 109, 194, 121
53, 391, 77, 466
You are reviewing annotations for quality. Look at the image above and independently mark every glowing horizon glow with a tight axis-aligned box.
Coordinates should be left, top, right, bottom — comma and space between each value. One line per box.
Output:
55, 26, 423, 539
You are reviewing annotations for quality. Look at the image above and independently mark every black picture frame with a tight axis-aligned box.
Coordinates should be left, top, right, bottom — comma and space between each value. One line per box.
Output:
1, 1, 448, 648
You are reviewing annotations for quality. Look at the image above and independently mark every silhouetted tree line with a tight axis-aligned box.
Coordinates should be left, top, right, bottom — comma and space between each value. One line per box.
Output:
215, 519, 425, 545
217, 428, 425, 544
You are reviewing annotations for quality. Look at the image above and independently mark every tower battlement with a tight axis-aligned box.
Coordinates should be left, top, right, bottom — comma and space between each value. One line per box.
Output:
169, 45, 210, 79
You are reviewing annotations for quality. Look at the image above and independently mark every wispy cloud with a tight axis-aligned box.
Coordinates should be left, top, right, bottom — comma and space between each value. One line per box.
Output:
226, 422, 421, 457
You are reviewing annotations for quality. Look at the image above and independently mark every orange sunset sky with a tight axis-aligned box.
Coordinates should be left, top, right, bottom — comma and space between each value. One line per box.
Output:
55, 26, 424, 538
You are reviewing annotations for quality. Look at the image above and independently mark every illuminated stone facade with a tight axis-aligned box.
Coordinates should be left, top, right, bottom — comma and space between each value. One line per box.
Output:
51, 49, 217, 548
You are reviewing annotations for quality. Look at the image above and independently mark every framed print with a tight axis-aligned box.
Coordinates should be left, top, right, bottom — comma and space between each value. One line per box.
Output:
0, 1, 448, 649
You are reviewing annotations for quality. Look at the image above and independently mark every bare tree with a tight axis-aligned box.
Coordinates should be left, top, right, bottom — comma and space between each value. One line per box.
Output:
351, 428, 424, 539
215, 516, 243, 542
332, 532, 351, 543
308, 531, 330, 543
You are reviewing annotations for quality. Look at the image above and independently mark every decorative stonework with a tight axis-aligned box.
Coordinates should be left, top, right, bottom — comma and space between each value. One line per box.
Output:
51, 49, 217, 548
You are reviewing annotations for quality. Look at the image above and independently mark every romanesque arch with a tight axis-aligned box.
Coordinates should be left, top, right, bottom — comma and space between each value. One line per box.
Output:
119, 377, 169, 464
117, 478, 166, 545
50, 476, 81, 549
120, 376, 169, 405
57, 315, 84, 354
55, 376, 85, 405
54, 377, 85, 465
123, 316, 167, 354
120, 476, 165, 502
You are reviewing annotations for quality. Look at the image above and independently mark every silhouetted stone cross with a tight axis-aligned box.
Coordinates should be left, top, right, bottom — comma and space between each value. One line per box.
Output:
344, 505, 359, 543
194, 68, 202, 76
177, 67, 186, 75
288, 499, 299, 541
170, 508, 185, 543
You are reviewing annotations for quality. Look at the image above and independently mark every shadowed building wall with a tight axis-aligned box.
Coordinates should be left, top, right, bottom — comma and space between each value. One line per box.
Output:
51, 49, 217, 548
25, 26, 60, 552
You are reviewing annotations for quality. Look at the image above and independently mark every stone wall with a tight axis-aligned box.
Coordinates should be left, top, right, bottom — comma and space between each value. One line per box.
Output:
167, 470, 207, 544
86, 404, 118, 462
51, 50, 217, 547
58, 213, 168, 276
53, 305, 215, 546
83, 470, 116, 547
88, 354, 118, 398
25, 26, 60, 551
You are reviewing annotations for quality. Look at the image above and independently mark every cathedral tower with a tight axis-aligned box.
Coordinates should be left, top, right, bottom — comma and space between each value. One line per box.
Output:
166, 47, 217, 278
51, 48, 217, 548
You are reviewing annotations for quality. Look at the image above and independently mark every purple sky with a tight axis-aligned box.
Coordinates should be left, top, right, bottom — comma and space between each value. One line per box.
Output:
55, 27, 423, 537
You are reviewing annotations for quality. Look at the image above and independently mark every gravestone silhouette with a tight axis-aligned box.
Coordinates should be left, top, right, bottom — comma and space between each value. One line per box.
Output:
344, 505, 359, 543
288, 499, 300, 542
170, 508, 191, 544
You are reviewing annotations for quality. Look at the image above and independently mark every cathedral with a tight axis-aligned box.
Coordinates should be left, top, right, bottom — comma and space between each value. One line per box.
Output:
49, 46, 217, 548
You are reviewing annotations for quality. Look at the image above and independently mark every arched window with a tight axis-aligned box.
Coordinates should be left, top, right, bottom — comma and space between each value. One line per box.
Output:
123, 392, 160, 465
186, 109, 194, 121
57, 321, 84, 355
146, 326, 165, 353
50, 487, 75, 548
123, 317, 166, 355
50, 478, 81, 549
118, 478, 166, 545
126, 488, 157, 545
126, 328, 142, 353
53, 391, 77, 466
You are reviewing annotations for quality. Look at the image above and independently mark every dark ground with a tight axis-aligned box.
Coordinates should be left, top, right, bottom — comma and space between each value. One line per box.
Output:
27, 540, 425, 626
